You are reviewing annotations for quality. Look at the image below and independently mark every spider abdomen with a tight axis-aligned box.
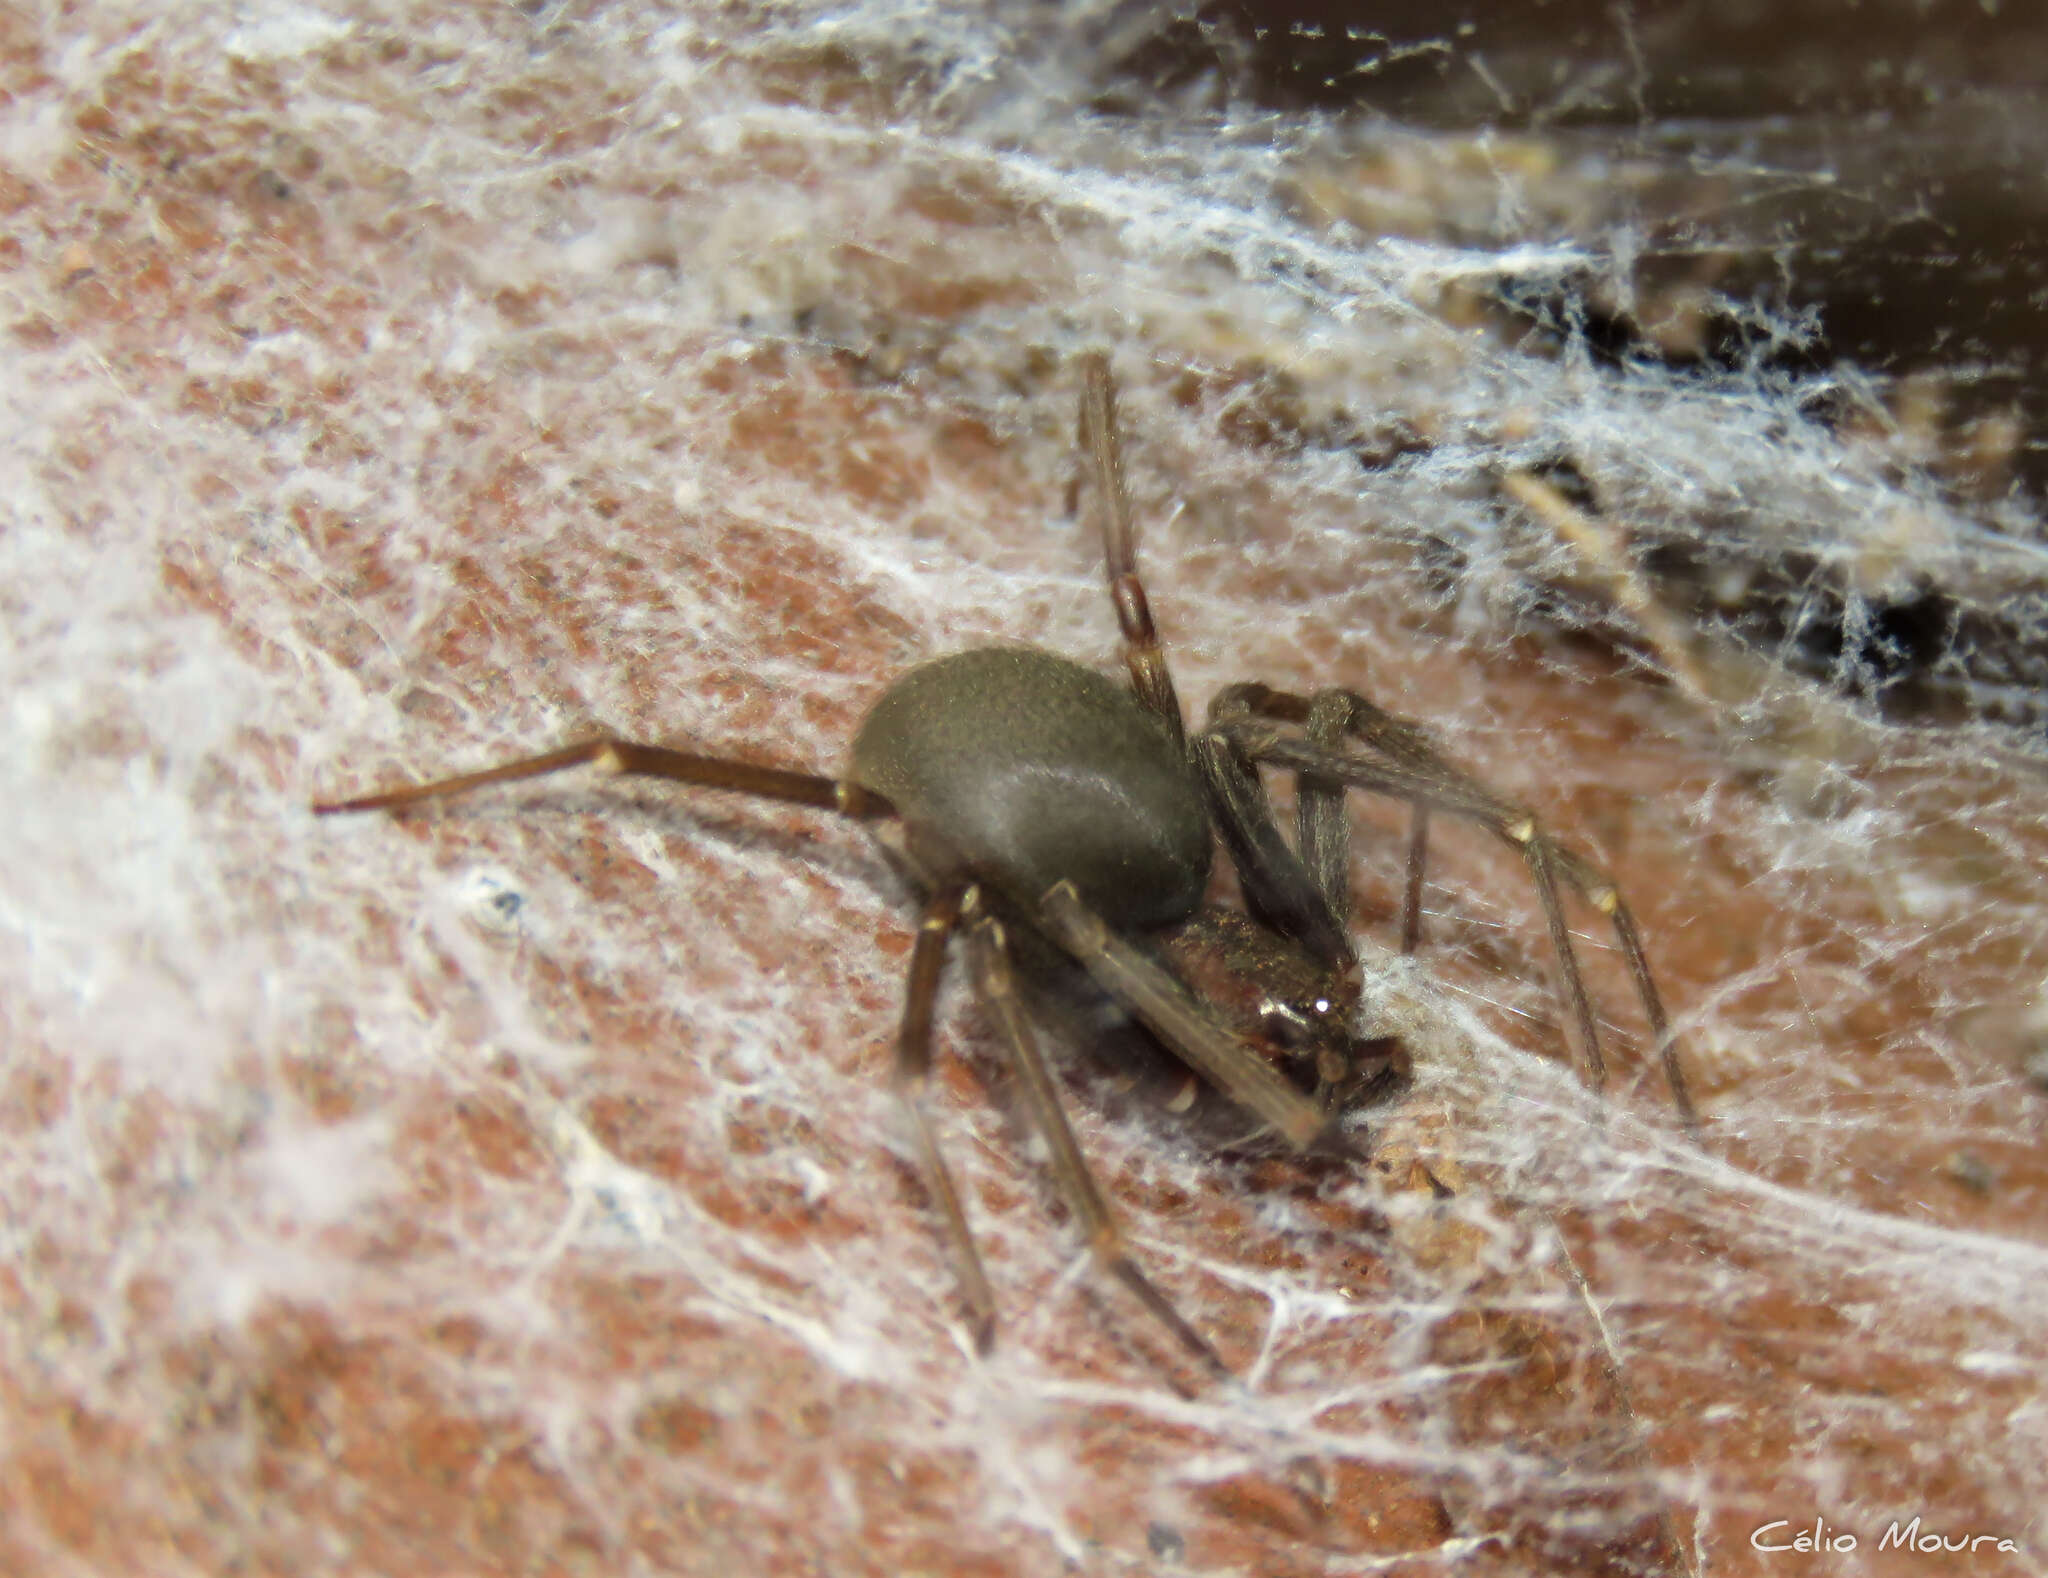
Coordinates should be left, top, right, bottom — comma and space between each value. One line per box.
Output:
849, 646, 1211, 929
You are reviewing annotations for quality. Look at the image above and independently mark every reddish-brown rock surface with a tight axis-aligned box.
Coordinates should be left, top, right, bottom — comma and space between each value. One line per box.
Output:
2, 6, 2043, 1577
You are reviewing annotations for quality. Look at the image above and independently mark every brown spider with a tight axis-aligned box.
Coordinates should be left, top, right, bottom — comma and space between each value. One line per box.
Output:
314, 353, 1697, 1374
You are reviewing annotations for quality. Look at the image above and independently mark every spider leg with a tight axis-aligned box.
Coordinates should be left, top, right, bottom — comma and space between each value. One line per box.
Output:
1400, 806, 1432, 957
1294, 689, 1355, 921
1208, 700, 1700, 1135
893, 884, 999, 1354
1218, 714, 1598, 1079
1214, 684, 1437, 952
1078, 352, 1184, 746
1190, 731, 1354, 976
1035, 880, 1333, 1152
961, 889, 1228, 1379
1551, 846, 1697, 1137
312, 739, 895, 821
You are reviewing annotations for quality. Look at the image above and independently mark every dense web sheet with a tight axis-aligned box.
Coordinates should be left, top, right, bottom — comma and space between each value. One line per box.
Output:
2, 4, 2045, 1575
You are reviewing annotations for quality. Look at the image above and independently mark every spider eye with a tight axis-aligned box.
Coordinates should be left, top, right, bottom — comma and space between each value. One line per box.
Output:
1258, 1001, 1313, 1049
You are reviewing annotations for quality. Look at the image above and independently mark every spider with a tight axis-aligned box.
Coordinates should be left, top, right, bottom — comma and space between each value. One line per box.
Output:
314, 353, 1698, 1375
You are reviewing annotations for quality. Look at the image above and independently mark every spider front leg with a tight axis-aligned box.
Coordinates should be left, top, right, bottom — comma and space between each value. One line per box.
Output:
1216, 685, 1445, 956
1035, 882, 1336, 1151
1189, 730, 1354, 978
960, 888, 1229, 1379
1208, 690, 1700, 1135
1292, 690, 1360, 925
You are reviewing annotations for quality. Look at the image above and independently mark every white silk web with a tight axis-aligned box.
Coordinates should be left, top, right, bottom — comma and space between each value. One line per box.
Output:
2, 4, 2043, 1575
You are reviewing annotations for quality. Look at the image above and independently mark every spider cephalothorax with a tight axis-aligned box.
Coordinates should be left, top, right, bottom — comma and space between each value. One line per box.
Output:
1152, 907, 1408, 1117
